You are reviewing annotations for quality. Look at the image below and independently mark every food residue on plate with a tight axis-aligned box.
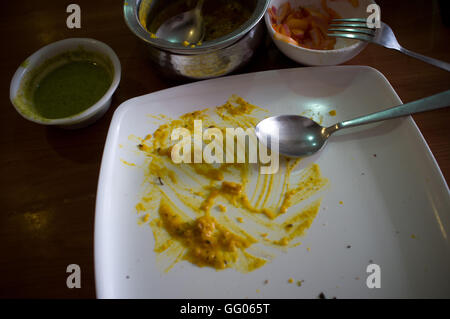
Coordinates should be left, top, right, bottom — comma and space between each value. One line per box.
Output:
130, 95, 328, 273
121, 159, 136, 167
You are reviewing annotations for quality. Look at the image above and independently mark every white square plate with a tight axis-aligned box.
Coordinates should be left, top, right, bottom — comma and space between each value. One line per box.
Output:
95, 66, 450, 298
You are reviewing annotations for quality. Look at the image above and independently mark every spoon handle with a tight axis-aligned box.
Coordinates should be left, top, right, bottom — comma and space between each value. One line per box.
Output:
327, 90, 450, 134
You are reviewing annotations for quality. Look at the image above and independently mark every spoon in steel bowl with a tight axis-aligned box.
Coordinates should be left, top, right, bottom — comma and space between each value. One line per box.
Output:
256, 90, 450, 158
155, 0, 205, 44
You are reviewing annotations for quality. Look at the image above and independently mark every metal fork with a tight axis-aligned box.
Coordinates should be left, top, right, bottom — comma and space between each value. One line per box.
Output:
327, 18, 450, 72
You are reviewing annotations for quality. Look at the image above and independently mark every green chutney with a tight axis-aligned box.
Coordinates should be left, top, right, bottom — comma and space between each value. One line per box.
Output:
33, 61, 112, 119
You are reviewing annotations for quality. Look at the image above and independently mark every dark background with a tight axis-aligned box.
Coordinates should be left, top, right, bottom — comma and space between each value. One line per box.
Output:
0, 0, 449, 298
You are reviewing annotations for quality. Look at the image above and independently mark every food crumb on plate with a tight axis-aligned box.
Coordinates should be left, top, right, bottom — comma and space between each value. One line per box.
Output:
217, 204, 227, 212
142, 213, 150, 223
318, 291, 338, 299
120, 159, 136, 166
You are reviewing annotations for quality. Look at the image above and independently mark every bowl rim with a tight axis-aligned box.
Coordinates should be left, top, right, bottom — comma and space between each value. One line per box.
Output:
123, 0, 271, 54
264, 1, 369, 54
10, 38, 121, 126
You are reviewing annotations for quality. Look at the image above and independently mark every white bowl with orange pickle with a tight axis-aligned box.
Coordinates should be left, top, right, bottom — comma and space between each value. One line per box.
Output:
265, 0, 375, 66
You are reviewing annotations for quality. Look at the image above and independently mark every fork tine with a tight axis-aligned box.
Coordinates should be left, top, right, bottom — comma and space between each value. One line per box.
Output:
328, 28, 375, 36
327, 33, 373, 42
332, 18, 367, 23
329, 23, 370, 28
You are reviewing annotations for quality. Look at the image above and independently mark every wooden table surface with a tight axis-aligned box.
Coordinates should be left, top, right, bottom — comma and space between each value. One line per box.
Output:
1, 0, 449, 298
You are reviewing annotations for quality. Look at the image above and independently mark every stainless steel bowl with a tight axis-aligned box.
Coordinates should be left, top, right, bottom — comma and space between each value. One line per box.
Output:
124, 0, 270, 80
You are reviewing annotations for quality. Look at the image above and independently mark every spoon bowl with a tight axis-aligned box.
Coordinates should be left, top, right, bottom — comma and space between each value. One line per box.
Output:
256, 90, 450, 157
155, 0, 205, 44
256, 115, 328, 157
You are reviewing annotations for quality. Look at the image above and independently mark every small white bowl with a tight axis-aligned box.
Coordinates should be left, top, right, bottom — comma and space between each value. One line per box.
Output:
265, 0, 374, 66
10, 38, 121, 129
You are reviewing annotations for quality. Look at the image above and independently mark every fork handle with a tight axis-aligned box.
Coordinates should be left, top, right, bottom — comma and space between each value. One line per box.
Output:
326, 90, 450, 134
398, 47, 450, 72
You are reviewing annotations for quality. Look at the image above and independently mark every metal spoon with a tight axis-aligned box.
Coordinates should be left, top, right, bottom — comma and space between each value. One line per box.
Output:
256, 90, 450, 157
155, 0, 205, 44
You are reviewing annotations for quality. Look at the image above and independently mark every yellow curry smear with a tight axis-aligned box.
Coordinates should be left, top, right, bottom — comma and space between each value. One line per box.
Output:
133, 95, 328, 273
